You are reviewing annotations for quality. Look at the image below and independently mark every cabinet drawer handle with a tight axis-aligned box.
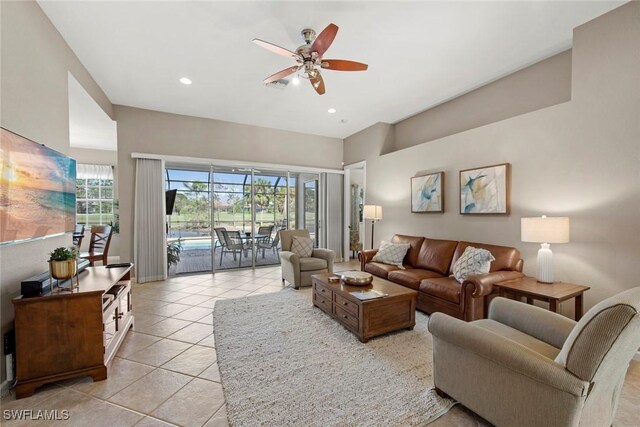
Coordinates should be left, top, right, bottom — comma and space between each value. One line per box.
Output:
321, 289, 326, 292
342, 315, 348, 319
343, 302, 348, 306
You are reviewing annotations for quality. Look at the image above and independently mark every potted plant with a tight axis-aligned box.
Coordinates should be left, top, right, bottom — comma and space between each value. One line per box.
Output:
49, 246, 79, 281
167, 239, 183, 272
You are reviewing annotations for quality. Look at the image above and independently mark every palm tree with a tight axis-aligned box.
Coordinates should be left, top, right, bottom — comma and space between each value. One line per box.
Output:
182, 181, 209, 232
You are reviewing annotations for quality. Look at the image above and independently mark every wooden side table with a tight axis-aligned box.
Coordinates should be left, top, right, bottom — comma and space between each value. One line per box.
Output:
493, 276, 590, 320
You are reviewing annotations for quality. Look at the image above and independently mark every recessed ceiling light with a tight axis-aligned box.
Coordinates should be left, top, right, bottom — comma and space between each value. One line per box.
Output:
328, 108, 336, 114
179, 77, 192, 85
291, 76, 300, 86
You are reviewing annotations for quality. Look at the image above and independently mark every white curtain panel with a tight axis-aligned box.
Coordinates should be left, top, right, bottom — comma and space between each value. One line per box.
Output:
77, 163, 113, 180
134, 158, 167, 283
321, 173, 344, 262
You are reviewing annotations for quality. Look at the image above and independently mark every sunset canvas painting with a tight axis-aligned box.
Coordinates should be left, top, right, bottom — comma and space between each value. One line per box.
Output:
0, 128, 76, 244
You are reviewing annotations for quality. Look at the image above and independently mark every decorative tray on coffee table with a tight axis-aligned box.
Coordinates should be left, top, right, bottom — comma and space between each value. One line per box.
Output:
340, 271, 373, 286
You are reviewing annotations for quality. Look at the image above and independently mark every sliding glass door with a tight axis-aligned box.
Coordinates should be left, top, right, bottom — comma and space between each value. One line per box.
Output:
166, 169, 212, 275
167, 166, 309, 275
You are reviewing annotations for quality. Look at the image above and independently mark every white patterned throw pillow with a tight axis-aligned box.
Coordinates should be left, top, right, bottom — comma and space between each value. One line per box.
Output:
452, 246, 496, 283
372, 241, 410, 268
290, 236, 314, 257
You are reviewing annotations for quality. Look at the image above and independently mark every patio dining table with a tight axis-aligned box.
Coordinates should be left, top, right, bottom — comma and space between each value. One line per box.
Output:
237, 233, 269, 244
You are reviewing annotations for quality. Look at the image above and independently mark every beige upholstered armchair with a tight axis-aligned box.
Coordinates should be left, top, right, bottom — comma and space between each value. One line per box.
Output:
279, 229, 335, 289
428, 287, 640, 427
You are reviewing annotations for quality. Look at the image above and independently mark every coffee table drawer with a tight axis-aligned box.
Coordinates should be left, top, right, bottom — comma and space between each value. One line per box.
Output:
334, 306, 358, 330
313, 292, 332, 315
334, 294, 358, 317
314, 282, 333, 300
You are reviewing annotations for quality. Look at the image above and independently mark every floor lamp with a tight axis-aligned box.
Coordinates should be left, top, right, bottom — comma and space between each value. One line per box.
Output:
363, 205, 383, 249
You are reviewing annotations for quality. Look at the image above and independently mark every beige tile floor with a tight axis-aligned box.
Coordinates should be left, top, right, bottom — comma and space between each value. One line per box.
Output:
1, 262, 639, 426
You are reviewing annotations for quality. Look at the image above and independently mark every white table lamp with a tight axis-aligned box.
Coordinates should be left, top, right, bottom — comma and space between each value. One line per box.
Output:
363, 205, 383, 249
521, 216, 570, 283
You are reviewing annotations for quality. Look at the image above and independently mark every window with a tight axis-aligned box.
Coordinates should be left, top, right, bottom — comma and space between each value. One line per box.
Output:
76, 164, 114, 226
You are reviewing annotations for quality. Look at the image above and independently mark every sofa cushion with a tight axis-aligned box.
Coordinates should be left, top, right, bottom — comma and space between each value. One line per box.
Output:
452, 246, 495, 283
372, 241, 410, 268
473, 319, 561, 360
391, 235, 425, 267
364, 262, 402, 278
388, 269, 445, 290
419, 277, 462, 304
291, 236, 314, 257
450, 241, 520, 274
414, 238, 458, 275
299, 257, 327, 272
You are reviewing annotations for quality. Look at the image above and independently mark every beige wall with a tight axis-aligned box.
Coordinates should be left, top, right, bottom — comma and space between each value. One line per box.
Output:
70, 147, 118, 166
393, 49, 573, 151
115, 105, 343, 264
0, 1, 114, 383
344, 2, 640, 316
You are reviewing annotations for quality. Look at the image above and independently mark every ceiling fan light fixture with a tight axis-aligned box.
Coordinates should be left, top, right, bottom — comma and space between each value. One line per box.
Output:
179, 77, 192, 85
328, 108, 336, 114
254, 23, 368, 95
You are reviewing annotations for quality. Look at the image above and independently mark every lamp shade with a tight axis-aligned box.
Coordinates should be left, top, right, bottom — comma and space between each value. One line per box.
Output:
521, 216, 570, 244
363, 205, 383, 220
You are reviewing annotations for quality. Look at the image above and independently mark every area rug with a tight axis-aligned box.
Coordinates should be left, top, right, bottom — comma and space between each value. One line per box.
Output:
213, 290, 455, 426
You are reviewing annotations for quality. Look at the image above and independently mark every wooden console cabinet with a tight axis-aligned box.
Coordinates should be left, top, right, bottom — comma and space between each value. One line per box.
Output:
12, 265, 134, 398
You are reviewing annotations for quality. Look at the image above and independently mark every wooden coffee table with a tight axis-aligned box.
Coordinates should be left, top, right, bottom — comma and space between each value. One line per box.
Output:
312, 272, 417, 343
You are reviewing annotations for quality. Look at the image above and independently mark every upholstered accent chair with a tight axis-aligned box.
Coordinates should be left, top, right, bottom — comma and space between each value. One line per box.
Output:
428, 287, 640, 427
279, 229, 335, 289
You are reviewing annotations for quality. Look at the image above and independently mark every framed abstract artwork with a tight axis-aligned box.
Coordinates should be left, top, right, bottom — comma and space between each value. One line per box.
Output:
411, 172, 444, 213
459, 163, 510, 215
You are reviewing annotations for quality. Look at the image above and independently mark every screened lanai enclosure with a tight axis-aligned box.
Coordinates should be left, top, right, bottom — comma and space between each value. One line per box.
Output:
165, 167, 321, 274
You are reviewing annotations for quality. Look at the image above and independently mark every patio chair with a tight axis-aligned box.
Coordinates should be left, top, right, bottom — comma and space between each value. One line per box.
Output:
220, 230, 251, 268
257, 227, 281, 258
213, 227, 227, 251
256, 226, 274, 244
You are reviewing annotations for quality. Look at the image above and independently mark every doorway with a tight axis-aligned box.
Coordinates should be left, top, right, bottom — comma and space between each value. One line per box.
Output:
343, 162, 365, 260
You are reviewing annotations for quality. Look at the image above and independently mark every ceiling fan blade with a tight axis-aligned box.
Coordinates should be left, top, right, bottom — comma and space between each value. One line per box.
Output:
321, 59, 368, 71
310, 72, 326, 95
253, 39, 301, 61
263, 65, 301, 84
311, 23, 338, 57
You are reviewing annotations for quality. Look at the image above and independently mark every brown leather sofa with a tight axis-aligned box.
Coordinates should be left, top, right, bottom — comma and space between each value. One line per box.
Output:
358, 234, 524, 321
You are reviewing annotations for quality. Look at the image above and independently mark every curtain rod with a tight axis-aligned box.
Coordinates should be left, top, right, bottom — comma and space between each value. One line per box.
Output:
131, 152, 344, 175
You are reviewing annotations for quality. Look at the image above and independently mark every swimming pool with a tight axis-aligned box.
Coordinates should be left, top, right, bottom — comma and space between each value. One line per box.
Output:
173, 239, 215, 250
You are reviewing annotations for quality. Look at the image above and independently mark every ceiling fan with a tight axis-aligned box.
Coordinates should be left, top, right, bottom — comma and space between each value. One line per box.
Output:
253, 23, 368, 95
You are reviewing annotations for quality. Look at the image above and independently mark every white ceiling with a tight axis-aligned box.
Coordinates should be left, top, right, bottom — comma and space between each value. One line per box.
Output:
68, 73, 117, 151
41, 1, 624, 139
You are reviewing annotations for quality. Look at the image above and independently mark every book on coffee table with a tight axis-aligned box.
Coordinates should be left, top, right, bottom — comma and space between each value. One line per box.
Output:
350, 289, 388, 301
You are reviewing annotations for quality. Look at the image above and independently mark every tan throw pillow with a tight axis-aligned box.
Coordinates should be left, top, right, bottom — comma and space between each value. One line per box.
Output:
372, 241, 410, 268
290, 236, 313, 257
452, 246, 495, 283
